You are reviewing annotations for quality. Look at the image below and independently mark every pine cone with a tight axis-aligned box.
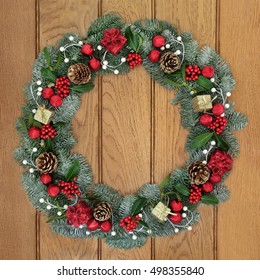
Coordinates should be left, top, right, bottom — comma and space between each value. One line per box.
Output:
159, 51, 180, 74
188, 161, 210, 185
35, 152, 58, 174
93, 202, 112, 221
67, 63, 91, 84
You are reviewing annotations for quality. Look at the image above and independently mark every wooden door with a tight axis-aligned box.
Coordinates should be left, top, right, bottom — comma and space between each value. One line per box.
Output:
1, 0, 259, 260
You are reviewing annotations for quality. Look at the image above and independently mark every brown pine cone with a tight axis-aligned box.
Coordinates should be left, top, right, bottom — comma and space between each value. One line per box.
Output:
35, 152, 58, 174
188, 161, 210, 185
67, 63, 91, 84
93, 202, 112, 221
159, 51, 180, 74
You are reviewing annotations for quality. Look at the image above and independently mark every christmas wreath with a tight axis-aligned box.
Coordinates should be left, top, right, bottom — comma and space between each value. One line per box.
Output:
14, 14, 247, 249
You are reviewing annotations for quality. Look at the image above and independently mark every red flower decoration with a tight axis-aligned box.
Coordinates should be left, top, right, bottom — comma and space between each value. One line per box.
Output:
101, 28, 127, 55
207, 149, 233, 176
66, 200, 92, 228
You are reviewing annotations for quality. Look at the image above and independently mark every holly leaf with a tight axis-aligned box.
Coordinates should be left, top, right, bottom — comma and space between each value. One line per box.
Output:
45, 138, 53, 152
46, 214, 66, 223
43, 47, 51, 69
53, 52, 63, 70
32, 120, 42, 129
71, 83, 95, 93
159, 173, 171, 189
174, 183, 190, 196
181, 63, 186, 81
201, 194, 219, 205
28, 114, 34, 127
131, 197, 147, 216
65, 160, 80, 181
19, 118, 28, 132
125, 26, 143, 52
165, 78, 183, 87
41, 68, 56, 83
138, 220, 149, 229
190, 132, 213, 149
197, 76, 213, 90
214, 134, 229, 151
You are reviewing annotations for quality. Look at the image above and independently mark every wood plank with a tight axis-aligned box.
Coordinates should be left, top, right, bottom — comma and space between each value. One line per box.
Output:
0, 0, 36, 259
100, 0, 153, 259
218, 0, 260, 259
154, 0, 217, 259
39, 0, 99, 260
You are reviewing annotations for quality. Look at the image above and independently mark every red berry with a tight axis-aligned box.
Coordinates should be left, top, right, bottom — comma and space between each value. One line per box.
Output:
202, 181, 214, 193
148, 50, 161, 62
50, 95, 63, 107
200, 114, 213, 126
212, 104, 225, 116
42, 88, 54, 99
28, 127, 41, 139
170, 200, 183, 212
81, 44, 94, 56
47, 184, 60, 197
169, 212, 182, 224
89, 57, 101, 71
152, 35, 165, 48
87, 219, 99, 231
100, 220, 112, 233
202, 65, 215, 78
209, 174, 221, 184
40, 174, 52, 184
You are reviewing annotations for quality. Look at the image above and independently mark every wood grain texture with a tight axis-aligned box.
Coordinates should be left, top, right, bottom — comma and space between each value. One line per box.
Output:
154, 0, 217, 259
100, 0, 152, 260
218, 0, 260, 259
0, 0, 36, 259
39, 0, 99, 260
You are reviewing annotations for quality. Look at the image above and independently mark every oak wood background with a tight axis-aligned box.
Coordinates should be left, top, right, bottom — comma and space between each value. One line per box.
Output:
0, 0, 259, 260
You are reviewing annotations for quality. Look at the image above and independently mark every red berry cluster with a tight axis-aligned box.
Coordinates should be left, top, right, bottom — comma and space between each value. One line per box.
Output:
189, 185, 202, 204
58, 179, 81, 198
207, 116, 228, 135
120, 215, 142, 232
40, 124, 57, 139
55, 76, 70, 98
126, 53, 142, 69
185, 65, 201, 81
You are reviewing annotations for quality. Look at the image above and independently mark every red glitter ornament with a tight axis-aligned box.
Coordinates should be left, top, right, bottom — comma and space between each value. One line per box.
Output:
152, 35, 165, 48
28, 127, 41, 139
126, 53, 142, 68
88, 57, 101, 71
210, 174, 222, 184
202, 65, 215, 78
47, 184, 60, 197
58, 180, 81, 198
40, 174, 52, 184
87, 219, 99, 231
170, 200, 183, 212
148, 50, 161, 62
202, 181, 214, 193
40, 124, 57, 139
189, 185, 202, 204
212, 103, 225, 116
81, 44, 94, 56
42, 88, 54, 99
169, 212, 182, 224
50, 95, 63, 107
199, 114, 213, 126
55, 76, 70, 98
185, 65, 201, 81
100, 220, 112, 232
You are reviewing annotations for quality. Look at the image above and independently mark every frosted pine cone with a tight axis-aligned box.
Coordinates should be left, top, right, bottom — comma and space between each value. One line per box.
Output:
93, 202, 112, 221
188, 161, 210, 185
67, 63, 91, 84
159, 51, 180, 73
35, 152, 58, 174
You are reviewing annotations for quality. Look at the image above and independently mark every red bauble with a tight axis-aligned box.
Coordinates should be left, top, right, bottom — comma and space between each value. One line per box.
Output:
42, 88, 54, 99
100, 220, 112, 232
47, 184, 60, 197
202, 65, 215, 78
152, 35, 165, 48
50, 95, 63, 107
210, 174, 221, 184
28, 127, 41, 139
199, 114, 213, 126
212, 103, 225, 116
88, 57, 101, 71
81, 44, 94, 56
169, 212, 182, 224
202, 181, 214, 193
40, 174, 52, 184
87, 219, 99, 231
148, 50, 161, 62
170, 200, 183, 212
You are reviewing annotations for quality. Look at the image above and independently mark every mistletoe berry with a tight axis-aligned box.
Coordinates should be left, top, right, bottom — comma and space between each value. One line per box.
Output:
40, 174, 52, 184
47, 184, 60, 197
81, 44, 94, 56
100, 220, 112, 232
89, 57, 101, 71
170, 200, 183, 212
199, 114, 213, 126
126, 53, 142, 68
28, 127, 41, 139
152, 35, 165, 48
212, 103, 225, 116
42, 88, 54, 99
148, 50, 161, 62
202, 181, 214, 193
58, 180, 81, 198
55, 76, 70, 98
202, 65, 215, 78
169, 212, 182, 224
189, 185, 202, 204
87, 219, 99, 231
185, 65, 201, 81
40, 124, 57, 139
50, 95, 63, 107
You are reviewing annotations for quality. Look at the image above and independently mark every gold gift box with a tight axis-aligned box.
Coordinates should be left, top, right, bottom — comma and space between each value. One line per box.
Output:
151, 201, 171, 222
34, 106, 53, 125
192, 95, 212, 112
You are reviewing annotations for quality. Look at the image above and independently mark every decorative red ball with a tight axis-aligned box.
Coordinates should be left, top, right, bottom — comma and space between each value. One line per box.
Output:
148, 50, 161, 62
50, 95, 63, 107
42, 88, 54, 99
87, 219, 99, 231
169, 212, 182, 224
199, 114, 213, 126
202, 65, 215, 78
40, 174, 52, 184
209, 174, 221, 184
88, 57, 101, 71
152, 35, 165, 48
100, 220, 112, 232
47, 184, 60, 197
202, 181, 214, 193
170, 200, 183, 212
212, 103, 225, 116
81, 44, 94, 56
28, 127, 41, 139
